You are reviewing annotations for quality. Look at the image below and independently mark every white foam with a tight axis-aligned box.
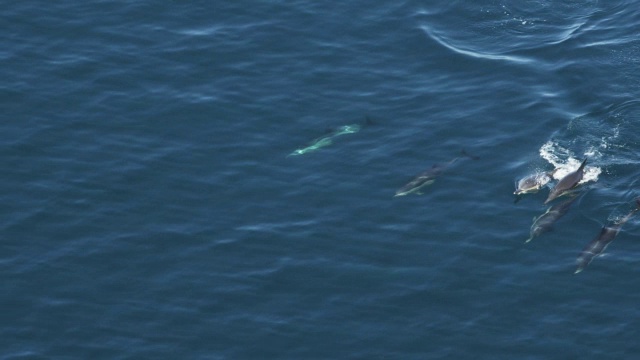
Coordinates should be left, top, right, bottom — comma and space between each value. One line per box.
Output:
539, 141, 601, 184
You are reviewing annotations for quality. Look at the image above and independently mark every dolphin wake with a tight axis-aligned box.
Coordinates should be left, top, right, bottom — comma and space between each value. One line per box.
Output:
539, 141, 601, 184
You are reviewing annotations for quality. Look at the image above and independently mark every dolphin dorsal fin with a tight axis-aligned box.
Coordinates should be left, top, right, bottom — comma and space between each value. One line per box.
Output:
578, 158, 588, 172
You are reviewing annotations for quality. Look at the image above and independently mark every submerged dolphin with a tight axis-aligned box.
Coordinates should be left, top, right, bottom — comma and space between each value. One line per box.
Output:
394, 163, 448, 197
394, 150, 478, 197
289, 124, 361, 156
514, 170, 556, 195
526, 195, 578, 243
545, 158, 588, 204
575, 199, 640, 274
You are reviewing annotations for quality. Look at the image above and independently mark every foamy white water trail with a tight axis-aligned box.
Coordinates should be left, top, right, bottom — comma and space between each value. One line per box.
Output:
539, 141, 601, 184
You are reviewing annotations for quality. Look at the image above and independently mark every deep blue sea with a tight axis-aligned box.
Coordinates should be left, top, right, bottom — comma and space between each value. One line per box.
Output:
3, 1, 640, 359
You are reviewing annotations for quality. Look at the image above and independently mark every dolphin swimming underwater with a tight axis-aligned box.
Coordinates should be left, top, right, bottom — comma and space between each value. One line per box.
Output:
574, 199, 640, 274
526, 194, 578, 243
288, 124, 361, 156
394, 163, 448, 197
394, 150, 478, 197
545, 158, 588, 204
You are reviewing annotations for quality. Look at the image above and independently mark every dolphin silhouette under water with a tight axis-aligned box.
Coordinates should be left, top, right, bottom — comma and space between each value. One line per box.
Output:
526, 194, 579, 243
394, 163, 448, 197
394, 150, 478, 197
287, 116, 378, 156
575, 199, 640, 274
288, 124, 361, 156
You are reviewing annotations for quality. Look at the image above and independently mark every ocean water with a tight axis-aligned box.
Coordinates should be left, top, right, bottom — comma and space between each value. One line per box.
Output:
3, 1, 640, 358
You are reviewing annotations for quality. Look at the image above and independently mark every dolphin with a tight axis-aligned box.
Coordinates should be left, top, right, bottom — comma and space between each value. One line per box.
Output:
394, 163, 447, 197
526, 194, 578, 243
289, 137, 333, 156
514, 170, 556, 195
288, 124, 361, 156
394, 150, 478, 197
575, 199, 640, 274
544, 158, 587, 204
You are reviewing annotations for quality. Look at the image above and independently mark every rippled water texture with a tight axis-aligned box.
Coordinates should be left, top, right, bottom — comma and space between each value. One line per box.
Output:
2, 1, 640, 359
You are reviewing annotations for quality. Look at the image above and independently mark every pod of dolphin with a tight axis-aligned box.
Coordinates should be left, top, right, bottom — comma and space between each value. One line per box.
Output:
290, 128, 638, 274
515, 158, 640, 274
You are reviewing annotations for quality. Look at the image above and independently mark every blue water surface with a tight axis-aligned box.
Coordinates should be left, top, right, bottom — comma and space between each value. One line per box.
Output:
3, 1, 640, 359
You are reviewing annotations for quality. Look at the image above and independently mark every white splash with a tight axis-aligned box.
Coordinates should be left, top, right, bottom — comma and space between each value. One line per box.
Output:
539, 141, 601, 184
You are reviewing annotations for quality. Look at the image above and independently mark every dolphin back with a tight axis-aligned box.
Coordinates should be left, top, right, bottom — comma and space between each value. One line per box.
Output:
545, 158, 588, 204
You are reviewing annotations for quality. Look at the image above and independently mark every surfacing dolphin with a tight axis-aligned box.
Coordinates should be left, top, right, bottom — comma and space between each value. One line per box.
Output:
394, 150, 478, 197
514, 170, 556, 196
545, 158, 588, 204
526, 194, 578, 243
575, 199, 640, 274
